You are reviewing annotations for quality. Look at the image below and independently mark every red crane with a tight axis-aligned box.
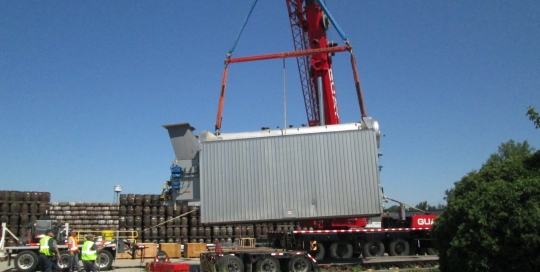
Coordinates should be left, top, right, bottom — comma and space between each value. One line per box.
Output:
215, 0, 367, 132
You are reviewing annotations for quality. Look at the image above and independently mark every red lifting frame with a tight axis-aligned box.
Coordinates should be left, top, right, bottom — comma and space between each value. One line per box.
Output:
214, 46, 350, 132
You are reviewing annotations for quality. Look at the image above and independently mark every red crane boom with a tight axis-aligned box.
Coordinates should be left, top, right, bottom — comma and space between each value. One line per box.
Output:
215, 0, 367, 132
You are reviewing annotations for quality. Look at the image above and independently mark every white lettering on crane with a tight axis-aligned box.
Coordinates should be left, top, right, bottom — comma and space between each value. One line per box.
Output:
417, 218, 434, 225
328, 68, 339, 121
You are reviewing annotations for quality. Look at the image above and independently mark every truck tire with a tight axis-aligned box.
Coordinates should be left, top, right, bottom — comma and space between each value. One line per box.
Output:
308, 242, 325, 260
329, 241, 353, 259
427, 247, 439, 255
216, 255, 244, 272
288, 256, 311, 272
389, 239, 410, 256
97, 250, 114, 270
14, 250, 39, 272
363, 241, 385, 257
255, 257, 280, 272
57, 250, 71, 270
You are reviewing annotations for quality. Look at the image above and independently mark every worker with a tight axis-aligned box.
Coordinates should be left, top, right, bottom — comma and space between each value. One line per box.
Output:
81, 234, 102, 272
38, 229, 61, 272
68, 229, 81, 272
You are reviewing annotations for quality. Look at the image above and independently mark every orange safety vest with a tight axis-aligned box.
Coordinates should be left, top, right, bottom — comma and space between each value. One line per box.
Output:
68, 236, 79, 252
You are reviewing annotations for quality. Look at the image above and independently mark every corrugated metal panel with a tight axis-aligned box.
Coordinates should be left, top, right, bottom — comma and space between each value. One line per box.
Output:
200, 129, 382, 224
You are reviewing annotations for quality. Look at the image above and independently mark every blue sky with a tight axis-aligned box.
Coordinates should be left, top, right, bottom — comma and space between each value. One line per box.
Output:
1, 0, 538, 208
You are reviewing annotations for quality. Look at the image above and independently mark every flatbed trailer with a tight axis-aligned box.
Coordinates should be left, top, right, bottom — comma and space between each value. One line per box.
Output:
4, 243, 116, 272
200, 248, 319, 272
199, 247, 438, 272
269, 226, 437, 260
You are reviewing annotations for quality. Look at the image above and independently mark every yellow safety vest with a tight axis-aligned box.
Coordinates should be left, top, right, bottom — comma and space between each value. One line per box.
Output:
39, 236, 53, 256
81, 241, 98, 261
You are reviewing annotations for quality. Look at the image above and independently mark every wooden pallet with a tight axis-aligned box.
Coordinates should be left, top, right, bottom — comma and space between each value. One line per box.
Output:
183, 243, 207, 258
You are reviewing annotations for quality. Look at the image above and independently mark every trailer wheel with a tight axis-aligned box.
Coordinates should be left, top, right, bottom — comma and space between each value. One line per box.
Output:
427, 247, 439, 255
308, 242, 325, 260
216, 255, 244, 272
329, 241, 353, 259
14, 250, 39, 272
389, 239, 410, 256
363, 241, 385, 257
256, 257, 280, 272
288, 256, 311, 272
97, 249, 114, 270
57, 250, 71, 270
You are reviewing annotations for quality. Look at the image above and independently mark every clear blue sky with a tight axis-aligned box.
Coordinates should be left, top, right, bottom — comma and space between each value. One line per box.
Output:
1, 0, 539, 208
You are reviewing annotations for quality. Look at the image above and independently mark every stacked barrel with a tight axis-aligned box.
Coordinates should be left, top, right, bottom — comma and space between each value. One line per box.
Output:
0, 190, 50, 244
119, 194, 196, 243
116, 194, 300, 246
48, 202, 119, 231
209, 224, 254, 245
2, 189, 302, 248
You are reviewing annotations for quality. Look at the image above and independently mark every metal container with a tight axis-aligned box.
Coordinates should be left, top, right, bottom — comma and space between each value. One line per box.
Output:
38, 203, 48, 214
0, 190, 8, 201
119, 194, 127, 205
0, 203, 9, 213
198, 122, 383, 223
181, 227, 188, 237
119, 206, 126, 216
134, 216, 142, 227
151, 195, 159, 204
119, 216, 126, 227
126, 216, 134, 227
159, 226, 167, 238
40, 192, 51, 202
143, 195, 152, 205
197, 226, 204, 236
166, 206, 174, 216
127, 194, 135, 205
143, 206, 151, 215
10, 202, 20, 214
134, 194, 142, 205
213, 226, 220, 237
20, 203, 29, 214
22, 192, 31, 202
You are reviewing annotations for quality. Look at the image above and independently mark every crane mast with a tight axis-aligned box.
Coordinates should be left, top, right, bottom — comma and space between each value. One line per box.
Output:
215, 0, 367, 132
286, 0, 339, 126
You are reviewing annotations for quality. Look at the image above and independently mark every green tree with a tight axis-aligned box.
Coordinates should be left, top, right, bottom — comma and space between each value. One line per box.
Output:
527, 106, 540, 129
410, 201, 437, 211
487, 139, 534, 164
433, 140, 540, 271
383, 205, 400, 213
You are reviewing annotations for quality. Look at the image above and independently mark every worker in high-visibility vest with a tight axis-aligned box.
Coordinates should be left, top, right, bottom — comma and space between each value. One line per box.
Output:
68, 229, 81, 272
38, 229, 61, 272
81, 234, 102, 272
